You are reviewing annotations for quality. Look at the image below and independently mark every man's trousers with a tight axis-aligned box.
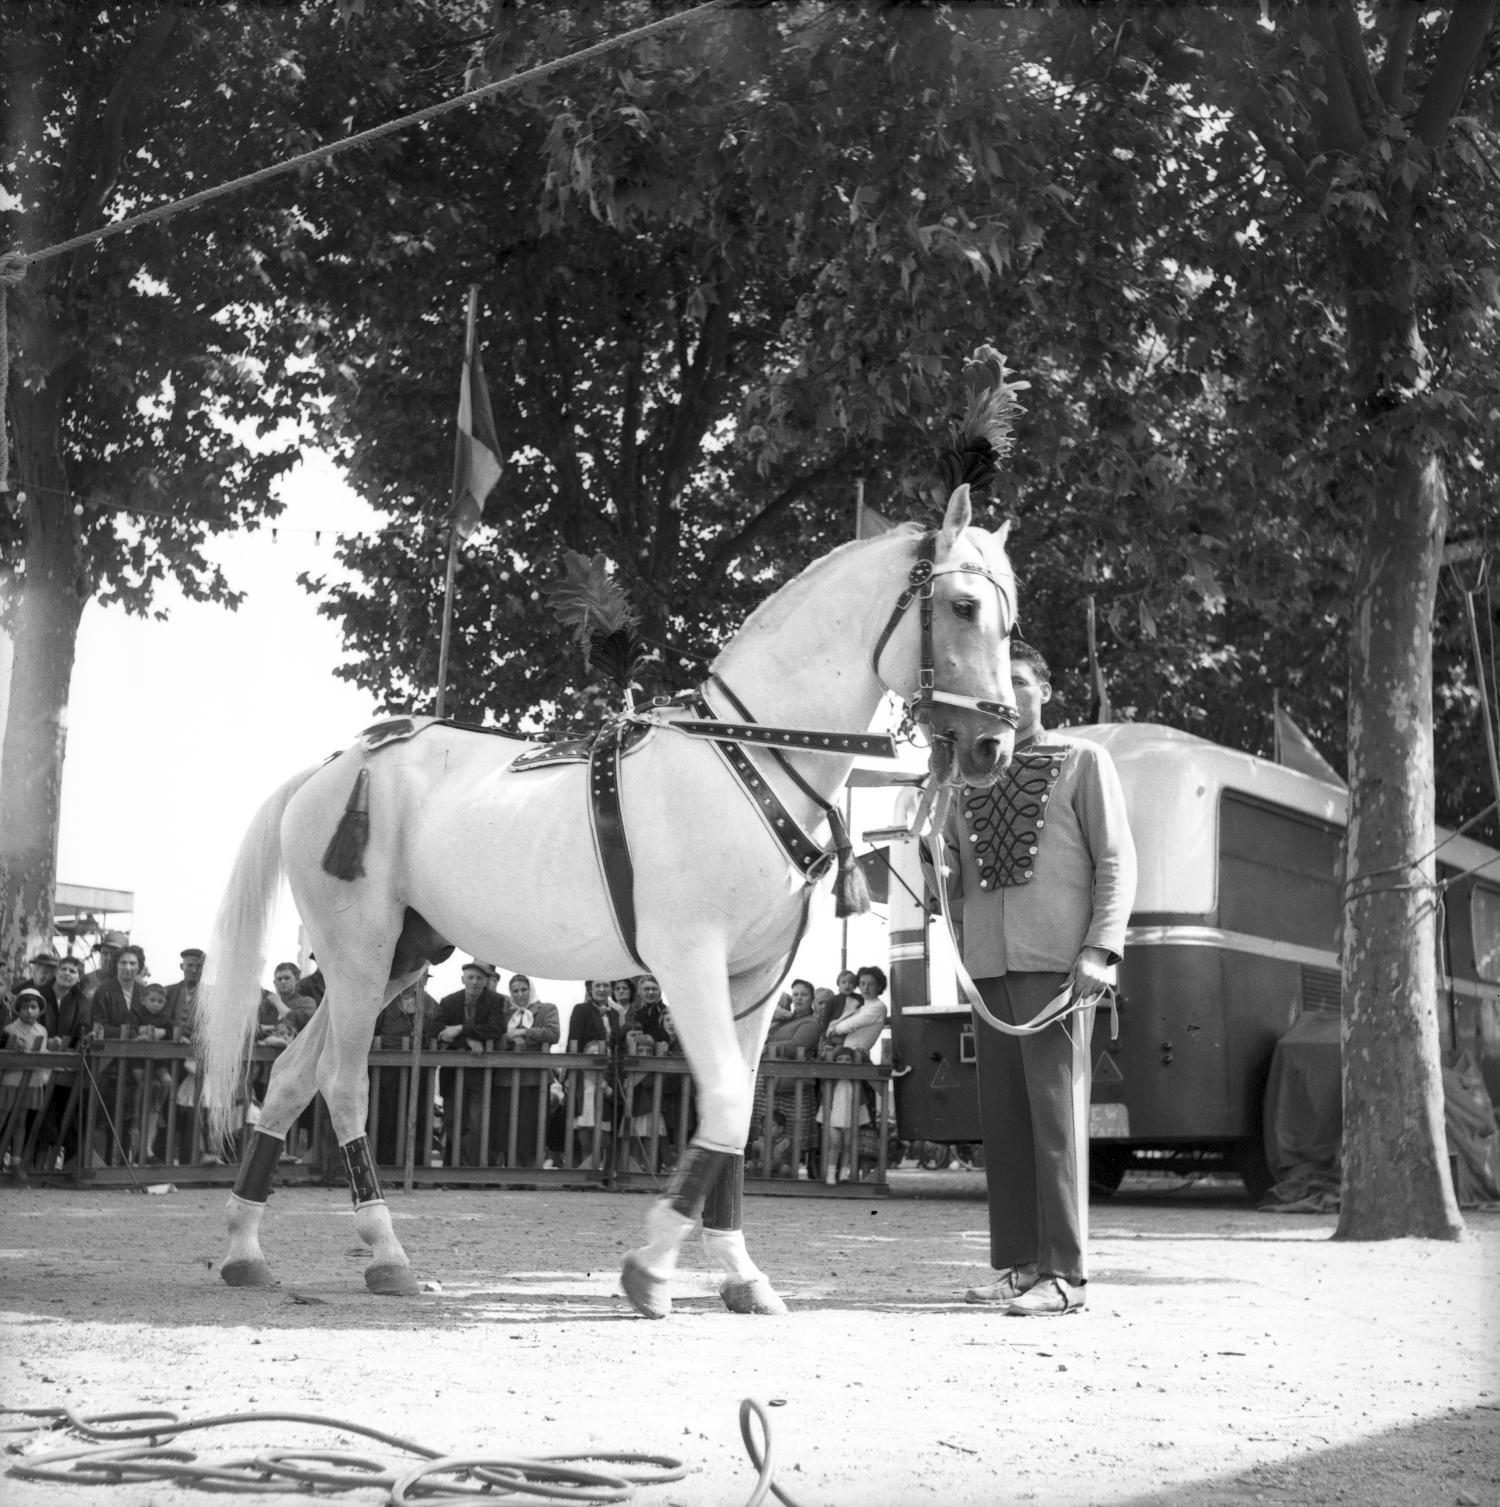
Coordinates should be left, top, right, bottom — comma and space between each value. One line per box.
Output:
972, 972, 1094, 1285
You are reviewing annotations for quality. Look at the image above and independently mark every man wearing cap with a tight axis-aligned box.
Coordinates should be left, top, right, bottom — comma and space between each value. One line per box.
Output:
81, 933, 127, 1004
434, 962, 505, 1166
935, 640, 1136, 1317
166, 949, 206, 1041
435, 962, 504, 1052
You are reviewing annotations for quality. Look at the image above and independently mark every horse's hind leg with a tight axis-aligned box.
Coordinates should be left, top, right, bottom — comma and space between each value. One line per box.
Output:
222, 1011, 329, 1288
316, 972, 420, 1297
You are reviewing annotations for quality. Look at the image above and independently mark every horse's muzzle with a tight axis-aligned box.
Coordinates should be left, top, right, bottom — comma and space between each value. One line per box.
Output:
956, 730, 1012, 787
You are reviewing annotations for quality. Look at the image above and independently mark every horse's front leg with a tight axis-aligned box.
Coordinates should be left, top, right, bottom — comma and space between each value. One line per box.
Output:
317, 985, 420, 1297
620, 950, 786, 1318
702, 1150, 786, 1315
222, 1011, 329, 1288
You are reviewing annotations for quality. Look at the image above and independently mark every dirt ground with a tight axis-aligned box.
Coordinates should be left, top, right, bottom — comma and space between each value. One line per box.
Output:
1, 1171, 1496, 1507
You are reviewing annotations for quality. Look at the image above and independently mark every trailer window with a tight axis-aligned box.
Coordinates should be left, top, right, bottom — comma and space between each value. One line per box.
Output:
1218, 793, 1341, 954
1474, 887, 1500, 984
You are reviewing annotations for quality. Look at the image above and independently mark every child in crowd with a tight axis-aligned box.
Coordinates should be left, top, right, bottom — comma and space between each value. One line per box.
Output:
748, 1109, 793, 1179
2, 988, 51, 1174
127, 982, 176, 1164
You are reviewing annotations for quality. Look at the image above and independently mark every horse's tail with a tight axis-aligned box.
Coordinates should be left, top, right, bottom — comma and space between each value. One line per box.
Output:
196, 766, 320, 1146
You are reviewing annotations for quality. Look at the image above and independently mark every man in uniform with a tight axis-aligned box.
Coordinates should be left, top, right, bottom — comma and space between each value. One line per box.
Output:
935, 640, 1136, 1315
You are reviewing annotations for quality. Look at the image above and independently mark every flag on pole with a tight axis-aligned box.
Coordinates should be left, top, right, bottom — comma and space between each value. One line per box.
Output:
450, 286, 502, 544
1272, 692, 1346, 787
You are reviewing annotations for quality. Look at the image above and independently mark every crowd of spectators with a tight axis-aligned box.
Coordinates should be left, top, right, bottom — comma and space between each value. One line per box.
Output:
750, 963, 890, 1184
1, 939, 889, 1182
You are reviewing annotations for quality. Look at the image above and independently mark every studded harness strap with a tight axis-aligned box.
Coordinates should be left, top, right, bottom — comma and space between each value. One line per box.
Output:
582, 530, 1021, 968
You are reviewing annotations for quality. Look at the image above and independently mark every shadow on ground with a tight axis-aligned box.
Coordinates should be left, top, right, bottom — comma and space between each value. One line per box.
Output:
1112, 1405, 1500, 1507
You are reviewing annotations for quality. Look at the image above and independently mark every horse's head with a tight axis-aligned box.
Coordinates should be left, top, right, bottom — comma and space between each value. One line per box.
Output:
874, 484, 1018, 788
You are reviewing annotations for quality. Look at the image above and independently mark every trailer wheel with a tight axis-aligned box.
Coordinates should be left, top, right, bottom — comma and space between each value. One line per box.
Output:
1233, 1137, 1274, 1202
1089, 1143, 1129, 1198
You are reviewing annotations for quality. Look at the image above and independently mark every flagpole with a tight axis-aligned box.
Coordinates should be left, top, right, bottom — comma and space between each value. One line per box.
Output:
435, 530, 459, 718
1272, 689, 1282, 764
436, 286, 480, 718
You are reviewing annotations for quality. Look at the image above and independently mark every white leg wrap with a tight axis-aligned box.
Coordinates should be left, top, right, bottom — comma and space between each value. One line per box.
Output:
702, 1227, 761, 1283
353, 1199, 407, 1268
638, 1201, 696, 1281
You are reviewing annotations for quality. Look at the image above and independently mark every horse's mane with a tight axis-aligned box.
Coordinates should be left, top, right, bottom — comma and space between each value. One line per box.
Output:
715, 519, 1012, 660
713, 523, 927, 659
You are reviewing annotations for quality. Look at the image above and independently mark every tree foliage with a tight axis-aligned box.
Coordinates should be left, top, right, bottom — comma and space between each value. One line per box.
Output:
0, 2, 339, 968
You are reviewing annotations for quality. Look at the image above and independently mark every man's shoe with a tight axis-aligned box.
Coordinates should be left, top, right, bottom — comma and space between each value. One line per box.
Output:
1003, 1275, 1085, 1316
964, 1268, 1039, 1305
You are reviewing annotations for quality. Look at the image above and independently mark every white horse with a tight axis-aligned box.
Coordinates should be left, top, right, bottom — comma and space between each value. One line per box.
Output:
195, 484, 1018, 1315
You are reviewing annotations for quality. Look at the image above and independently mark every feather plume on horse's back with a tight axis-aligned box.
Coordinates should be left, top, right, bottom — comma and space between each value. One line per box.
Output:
545, 551, 643, 696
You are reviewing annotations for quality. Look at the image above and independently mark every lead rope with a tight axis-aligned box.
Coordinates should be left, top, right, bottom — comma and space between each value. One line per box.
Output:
919, 805, 1117, 1042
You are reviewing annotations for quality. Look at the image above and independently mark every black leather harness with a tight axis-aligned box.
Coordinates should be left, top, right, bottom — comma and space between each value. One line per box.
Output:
350, 531, 1021, 976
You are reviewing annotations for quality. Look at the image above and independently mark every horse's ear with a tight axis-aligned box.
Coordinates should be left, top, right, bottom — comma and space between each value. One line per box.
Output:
993, 518, 1013, 550
936, 484, 972, 558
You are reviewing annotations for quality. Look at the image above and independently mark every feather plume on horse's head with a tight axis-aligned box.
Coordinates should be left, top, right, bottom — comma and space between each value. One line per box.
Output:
545, 550, 643, 697
932, 345, 1029, 506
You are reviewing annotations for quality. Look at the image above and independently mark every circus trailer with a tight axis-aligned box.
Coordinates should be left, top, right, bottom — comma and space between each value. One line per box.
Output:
885, 723, 1500, 1198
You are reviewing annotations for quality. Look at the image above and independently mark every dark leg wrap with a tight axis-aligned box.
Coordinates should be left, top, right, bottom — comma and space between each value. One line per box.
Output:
666, 1145, 737, 1221
341, 1135, 383, 1207
232, 1130, 285, 1205
702, 1152, 745, 1232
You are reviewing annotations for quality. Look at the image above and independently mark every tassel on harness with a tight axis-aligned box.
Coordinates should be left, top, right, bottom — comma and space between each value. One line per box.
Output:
826, 807, 870, 920
322, 766, 371, 880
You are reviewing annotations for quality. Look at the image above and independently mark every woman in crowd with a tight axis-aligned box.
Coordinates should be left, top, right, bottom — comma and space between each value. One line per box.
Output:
818, 965, 889, 1184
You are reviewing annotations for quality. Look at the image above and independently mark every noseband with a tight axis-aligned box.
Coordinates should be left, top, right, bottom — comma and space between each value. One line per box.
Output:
871, 532, 1020, 736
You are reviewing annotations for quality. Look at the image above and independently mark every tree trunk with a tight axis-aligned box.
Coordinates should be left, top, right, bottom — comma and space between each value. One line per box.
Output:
0, 347, 89, 982
1336, 253, 1462, 1240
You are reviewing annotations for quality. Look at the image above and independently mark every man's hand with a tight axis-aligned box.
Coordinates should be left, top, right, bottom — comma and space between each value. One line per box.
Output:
1067, 946, 1112, 1007
439, 1024, 462, 1042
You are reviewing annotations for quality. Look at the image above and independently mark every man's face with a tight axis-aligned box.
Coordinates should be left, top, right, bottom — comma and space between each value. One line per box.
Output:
639, 978, 661, 1006
589, 980, 611, 1004
462, 969, 487, 1000
1012, 661, 1051, 739
509, 978, 531, 1005
182, 956, 204, 983
274, 969, 299, 1000
29, 961, 55, 987
57, 962, 82, 991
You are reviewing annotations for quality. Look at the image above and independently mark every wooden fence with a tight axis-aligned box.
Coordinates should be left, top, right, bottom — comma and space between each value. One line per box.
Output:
0, 1042, 894, 1196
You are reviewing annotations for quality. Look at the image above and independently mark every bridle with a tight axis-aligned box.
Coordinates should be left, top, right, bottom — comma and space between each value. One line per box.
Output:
870, 531, 1021, 743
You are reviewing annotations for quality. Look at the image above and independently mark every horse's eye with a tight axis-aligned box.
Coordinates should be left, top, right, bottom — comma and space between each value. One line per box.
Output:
952, 598, 979, 620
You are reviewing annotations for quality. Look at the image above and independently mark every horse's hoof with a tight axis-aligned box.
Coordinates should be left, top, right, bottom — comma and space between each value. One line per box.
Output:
620, 1252, 672, 1319
221, 1258, 275, 1288
365, 1262, 421, 1297
720, 1276, 787, 1316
